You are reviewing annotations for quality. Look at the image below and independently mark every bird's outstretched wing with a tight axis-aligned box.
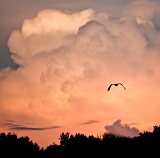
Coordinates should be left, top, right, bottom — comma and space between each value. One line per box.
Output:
107, 84, 113, 91
107, 83, 126, 92
118, 83, 126, 90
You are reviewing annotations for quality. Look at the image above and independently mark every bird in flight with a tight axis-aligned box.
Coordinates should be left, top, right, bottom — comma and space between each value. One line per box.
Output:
107, 83, 126, 91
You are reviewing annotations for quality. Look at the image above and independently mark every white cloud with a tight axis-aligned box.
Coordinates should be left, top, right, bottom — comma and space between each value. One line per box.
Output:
1, 4, 160, 132
105, 119, 139, 137
123, 0, 160, 20
8, 8, 95, 63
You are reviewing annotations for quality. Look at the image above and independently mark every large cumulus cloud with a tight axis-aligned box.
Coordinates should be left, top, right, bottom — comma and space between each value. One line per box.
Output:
1, 1, 160, 134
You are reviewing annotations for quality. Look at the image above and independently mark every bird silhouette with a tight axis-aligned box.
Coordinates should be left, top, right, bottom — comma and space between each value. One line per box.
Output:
107, 83, 126, 91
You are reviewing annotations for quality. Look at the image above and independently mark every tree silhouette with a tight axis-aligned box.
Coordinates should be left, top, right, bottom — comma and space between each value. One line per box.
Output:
1, 124, 160, 157
0, 132, 40, 158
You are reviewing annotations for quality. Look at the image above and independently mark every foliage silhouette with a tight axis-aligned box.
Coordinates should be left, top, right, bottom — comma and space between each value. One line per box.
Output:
0, 132, 40, 158
1, 125, 160, 157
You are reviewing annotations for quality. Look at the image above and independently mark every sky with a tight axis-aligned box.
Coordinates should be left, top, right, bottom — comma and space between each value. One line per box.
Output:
1, 0, 160, 148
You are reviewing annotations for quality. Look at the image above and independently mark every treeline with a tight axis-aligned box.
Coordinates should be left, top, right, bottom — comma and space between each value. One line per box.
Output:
0, 125, 160, 157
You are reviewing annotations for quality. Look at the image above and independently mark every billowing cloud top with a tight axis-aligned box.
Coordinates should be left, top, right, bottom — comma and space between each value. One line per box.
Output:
8, 9, 95, 60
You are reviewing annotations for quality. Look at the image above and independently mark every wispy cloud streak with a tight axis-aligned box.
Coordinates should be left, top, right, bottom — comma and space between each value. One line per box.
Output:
80, 120, 100, 125
0, 120, 63, 131
9, 126, 63, 131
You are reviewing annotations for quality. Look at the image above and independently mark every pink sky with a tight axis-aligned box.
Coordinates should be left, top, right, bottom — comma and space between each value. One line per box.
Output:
1, 0, 160, 148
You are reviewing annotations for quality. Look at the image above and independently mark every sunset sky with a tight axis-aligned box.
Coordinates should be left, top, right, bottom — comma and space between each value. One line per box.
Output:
1, 0, 160, 148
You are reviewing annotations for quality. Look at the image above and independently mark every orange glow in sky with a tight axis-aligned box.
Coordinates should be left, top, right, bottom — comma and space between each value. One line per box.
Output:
1, 1, 160, 148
